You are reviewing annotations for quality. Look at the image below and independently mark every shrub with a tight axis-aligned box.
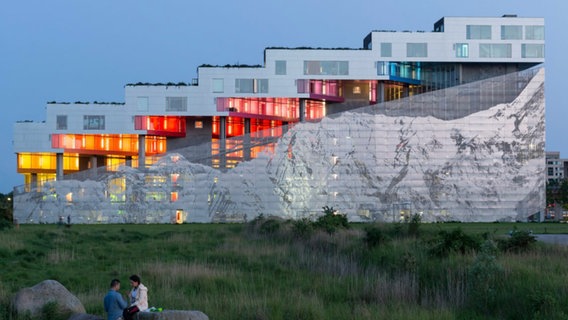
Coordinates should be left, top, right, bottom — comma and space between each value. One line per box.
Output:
467, 240, 504, 314
314, 206, 349, 234
292, 218, 315, 239
428, 228, 481, 257
497, 229, 536, 252
364, 225, 389, 248
407, 214, 421, 237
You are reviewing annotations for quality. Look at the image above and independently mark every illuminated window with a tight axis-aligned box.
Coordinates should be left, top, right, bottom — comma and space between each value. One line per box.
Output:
195, 121, 203, 129
170, 192, 178, 202
455, 43, 469, 58
352, 86, 361, 94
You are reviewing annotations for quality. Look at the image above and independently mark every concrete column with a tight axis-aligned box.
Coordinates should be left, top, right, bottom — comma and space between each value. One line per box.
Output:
138, 135, 146, 169
89, 156, 97, 169
299, 99, 306, 122
56, 153, 64, 181
377, 82, 385, 103
244, 118, 251, 161
219, 116, 227, 169
89, 155, 98, 179
30, 173, 38, 191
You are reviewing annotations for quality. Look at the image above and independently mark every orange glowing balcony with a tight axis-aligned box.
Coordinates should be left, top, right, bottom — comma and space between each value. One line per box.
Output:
134, 116, 186, 137
216, 97, 325, 121
51, 134, 166, 156
17, 152, 80, 173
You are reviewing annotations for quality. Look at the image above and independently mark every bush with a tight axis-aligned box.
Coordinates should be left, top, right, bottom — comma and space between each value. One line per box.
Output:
429, 228, 481, 257
292, 218, 314, 239
314, 206, 349, 234
407, 214, 421, 237
364, 225, 389, 248
497, 229, 536, 252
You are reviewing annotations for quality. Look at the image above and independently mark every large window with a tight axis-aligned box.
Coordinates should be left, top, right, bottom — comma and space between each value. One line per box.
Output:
56, 115, 67, 130
275, 60, 286, 75
522, 44, 544, 58
466, 25, 491, 39
212, 79, 224, 93
304, 61, 349, 75
406, 43, 427, 58
380, 43, 392, 57
166, 97, 188, 111
455, 43, 469, 58
235, 79, 268, 93
501, 25, 522, 40
83, 115, 105, 130
525, 25, 545, 40
480, 44, 512, 58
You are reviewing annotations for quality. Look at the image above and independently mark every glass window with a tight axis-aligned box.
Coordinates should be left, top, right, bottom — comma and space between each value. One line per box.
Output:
479, 44, 512, 58
195, 121, 203, 129
137, 96, 149, 111
466, 25, 491, 39
406, 43, 427, 57
212, 79, 224, 93
235, 79, 268, 93
380, 43, 392, 57
455, 43, 469, 58
56, 115, 67, 130
303, 61, 349, 75
377, 61, 389, 75
501, 25, 522, 40
83, 115, 105, 130
166, 97, 187, 112
256, 79, 269, 93
522, 44, 544, 58
275, 60, 286, 75
525, 25, 544, 40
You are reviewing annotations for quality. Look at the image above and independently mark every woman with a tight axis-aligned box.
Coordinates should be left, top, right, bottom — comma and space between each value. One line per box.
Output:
123, 274, 148, 320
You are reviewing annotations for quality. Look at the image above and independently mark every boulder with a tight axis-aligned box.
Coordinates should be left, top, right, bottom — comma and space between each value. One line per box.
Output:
68, 314, 104, 320
137, 310, 209, 320
12, 279, 86, 318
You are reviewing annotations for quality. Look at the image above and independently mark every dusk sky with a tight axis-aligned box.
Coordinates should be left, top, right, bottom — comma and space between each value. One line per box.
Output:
1, 0, 564, 193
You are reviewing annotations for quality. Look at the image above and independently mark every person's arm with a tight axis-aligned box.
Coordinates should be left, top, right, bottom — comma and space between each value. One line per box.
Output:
118, 293, 128, 309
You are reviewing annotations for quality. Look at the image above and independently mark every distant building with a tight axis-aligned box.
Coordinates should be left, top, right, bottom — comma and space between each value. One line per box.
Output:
13, 15, 546, 223
546, 152, 568, 184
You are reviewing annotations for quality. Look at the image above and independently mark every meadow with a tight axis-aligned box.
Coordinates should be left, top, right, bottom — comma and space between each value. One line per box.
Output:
2, 217, 568, 320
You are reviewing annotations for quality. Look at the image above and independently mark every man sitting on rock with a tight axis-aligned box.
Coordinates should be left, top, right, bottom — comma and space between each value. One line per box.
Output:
103, 279, 127, 320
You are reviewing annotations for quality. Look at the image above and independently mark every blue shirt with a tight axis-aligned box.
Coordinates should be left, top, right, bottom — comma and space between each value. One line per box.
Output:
103, 289, 127, 320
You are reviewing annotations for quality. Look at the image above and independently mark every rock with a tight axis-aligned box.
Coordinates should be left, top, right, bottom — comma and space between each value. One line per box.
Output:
68, 314, 104, 320
12, 279, 86, 318
137, 310, 209, 320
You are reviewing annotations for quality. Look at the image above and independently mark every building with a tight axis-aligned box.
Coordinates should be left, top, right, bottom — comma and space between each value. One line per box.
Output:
546, 152, 568, 184
13, 15, 546, 223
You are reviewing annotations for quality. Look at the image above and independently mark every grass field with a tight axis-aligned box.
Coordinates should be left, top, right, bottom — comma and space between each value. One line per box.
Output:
2, 220, 568, 319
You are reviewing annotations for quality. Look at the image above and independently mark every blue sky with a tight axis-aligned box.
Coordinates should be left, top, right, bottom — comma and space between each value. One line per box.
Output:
1, 0, 565, 193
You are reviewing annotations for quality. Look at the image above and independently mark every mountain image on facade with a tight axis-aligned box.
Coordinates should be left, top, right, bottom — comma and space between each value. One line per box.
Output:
14, 68, 545, 224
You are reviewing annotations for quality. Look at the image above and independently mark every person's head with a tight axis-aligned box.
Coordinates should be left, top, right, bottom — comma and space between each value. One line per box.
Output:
110, 279, 121, 290
129, 274, 141, 287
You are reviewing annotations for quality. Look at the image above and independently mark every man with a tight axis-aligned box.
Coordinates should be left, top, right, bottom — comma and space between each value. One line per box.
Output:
103, 279, 127, 320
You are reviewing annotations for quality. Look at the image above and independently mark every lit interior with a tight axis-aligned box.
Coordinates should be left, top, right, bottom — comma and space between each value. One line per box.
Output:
216, 98, 325, 121
51, 134, 166, 155
134, 116, 186, 136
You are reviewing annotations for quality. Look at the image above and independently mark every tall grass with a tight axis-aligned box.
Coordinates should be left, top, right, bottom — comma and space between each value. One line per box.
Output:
1, 221, 568, 319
